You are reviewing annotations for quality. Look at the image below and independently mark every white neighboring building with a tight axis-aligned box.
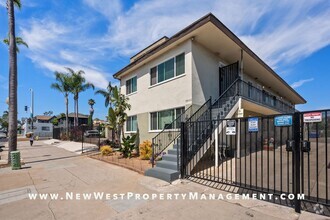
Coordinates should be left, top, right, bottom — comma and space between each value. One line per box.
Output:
23, 115, 54, 137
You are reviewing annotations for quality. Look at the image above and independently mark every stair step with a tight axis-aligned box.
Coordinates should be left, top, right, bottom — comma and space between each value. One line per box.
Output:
156, 160, 178, 170
162, 154, 178, 162
168, 149, 178, 155
145, 167, 180, 182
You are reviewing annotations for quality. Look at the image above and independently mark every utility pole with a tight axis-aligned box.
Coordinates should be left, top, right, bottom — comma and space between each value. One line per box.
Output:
30, 89, 34, 133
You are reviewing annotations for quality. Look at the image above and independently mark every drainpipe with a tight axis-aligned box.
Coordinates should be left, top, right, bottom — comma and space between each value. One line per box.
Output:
240, 49, 244, 80
237, 49, 244, 158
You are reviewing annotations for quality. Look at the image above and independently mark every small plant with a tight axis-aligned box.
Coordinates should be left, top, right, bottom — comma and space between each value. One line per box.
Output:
139, 140, 152, 160
60, 132, 69, 141
100, 145, 113, 156
100, 139, 120, 148
120, 134, 137, 158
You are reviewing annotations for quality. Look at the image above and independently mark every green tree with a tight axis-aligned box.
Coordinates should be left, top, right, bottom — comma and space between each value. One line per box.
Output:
3, 36, 28, 53
6, 0, 20, 163
0, 111, 9, 135
67, 68, 94, 126
95, 82, 114, 107
52, 118, 59, 126
51, 72, 71, 133
88, 99, 95, 127
110, 86, 131, 141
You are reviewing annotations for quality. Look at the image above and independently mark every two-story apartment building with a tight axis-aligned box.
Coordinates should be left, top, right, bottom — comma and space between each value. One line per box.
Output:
114, 13, 305, 145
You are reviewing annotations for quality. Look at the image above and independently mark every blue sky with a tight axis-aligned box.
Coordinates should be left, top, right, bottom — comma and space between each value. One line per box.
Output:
0, 0, 330, 120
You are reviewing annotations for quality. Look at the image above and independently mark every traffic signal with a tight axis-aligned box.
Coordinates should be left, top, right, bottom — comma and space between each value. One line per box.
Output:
24, 106, 28, 112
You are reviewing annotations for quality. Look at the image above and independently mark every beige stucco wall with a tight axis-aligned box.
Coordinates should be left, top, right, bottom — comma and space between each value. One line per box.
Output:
191, 41, 224, 105
121, 40, 193, 116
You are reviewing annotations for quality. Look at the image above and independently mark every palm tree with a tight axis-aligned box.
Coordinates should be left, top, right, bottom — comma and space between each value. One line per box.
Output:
111, 86, 131, 140
95, 82, 114, 107
88, 99, 95, 127
3, 36, 28, 52
6, 0, 19, 163
51, 72, 71, 133
88, 99, 95, 109
67, 68, 94, 126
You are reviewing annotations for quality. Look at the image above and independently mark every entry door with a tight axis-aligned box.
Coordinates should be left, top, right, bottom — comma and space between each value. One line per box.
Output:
219, 62, 239, 96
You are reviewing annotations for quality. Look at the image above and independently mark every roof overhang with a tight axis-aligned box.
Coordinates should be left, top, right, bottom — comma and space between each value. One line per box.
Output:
113, 13, 306, 105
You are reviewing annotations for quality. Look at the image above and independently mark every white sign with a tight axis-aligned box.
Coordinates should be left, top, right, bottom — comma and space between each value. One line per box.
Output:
303, 112, 322, 123
226, 120, 236, 135
238, 109, 244, 118
248, 117, 258, 132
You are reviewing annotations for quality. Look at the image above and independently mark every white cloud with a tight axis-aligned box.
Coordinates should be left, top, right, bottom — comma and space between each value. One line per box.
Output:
96, 0, 330, 68
291, 78, 314, 89
18, 0, 330, 87
19, 18, 111, 89
83, 0, 122, 19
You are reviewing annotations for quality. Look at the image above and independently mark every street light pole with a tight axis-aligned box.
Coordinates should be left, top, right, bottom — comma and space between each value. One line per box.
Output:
30, 89, 34, 133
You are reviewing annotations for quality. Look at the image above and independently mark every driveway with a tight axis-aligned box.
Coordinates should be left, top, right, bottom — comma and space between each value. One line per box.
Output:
0, 141, 324, 220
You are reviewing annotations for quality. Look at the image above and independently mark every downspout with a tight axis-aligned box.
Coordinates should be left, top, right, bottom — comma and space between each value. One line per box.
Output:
237, 49, 244, 158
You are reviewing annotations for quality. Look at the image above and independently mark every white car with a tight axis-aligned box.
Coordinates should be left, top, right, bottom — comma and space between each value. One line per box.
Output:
84, 130, 100, 138
0, 131, 6, 139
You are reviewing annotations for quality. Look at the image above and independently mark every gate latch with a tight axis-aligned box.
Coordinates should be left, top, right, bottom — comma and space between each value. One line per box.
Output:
301, 140, 311, 153
286, 140, 294, 152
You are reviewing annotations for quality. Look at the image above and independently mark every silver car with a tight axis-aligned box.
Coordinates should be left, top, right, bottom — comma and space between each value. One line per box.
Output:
0, 131, 6, 139
84, 130, 100, 138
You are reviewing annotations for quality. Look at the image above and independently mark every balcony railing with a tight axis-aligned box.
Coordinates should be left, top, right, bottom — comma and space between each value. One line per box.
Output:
238, 80, 295, 113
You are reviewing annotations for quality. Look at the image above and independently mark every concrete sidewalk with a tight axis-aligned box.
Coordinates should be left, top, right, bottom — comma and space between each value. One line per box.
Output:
0, 141, 326, 220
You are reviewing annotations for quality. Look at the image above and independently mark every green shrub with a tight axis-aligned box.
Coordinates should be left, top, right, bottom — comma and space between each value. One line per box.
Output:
139, 140, 152, 160
120, 134, 137, 158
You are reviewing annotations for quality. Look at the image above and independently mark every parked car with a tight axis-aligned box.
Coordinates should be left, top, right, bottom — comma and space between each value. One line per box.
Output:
84, 130, 100, 138
0, 131, 6, 139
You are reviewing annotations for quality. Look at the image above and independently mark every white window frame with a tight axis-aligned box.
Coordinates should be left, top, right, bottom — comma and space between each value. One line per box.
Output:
126, 75, 137, 95
149, 107, 185, 132
125, 115, 137, 133
150, 53, 185, 86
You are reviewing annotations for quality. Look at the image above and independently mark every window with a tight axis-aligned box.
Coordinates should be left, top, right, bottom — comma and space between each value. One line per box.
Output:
41, 126, 50, 131
126, 76, 137, 94
150, 53, 185, 85
150, 107, 185, 131
126, 115, 137, 132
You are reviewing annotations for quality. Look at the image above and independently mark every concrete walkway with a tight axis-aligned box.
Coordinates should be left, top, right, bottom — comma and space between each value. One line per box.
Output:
0, 141, 326, 220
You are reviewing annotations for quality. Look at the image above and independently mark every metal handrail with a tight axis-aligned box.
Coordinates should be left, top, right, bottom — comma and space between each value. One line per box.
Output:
238, 80, 295, 113
151, 105, 193, 166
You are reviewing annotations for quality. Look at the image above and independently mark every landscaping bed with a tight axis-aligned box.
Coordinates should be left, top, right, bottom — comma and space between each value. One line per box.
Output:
89, 151, 152, 174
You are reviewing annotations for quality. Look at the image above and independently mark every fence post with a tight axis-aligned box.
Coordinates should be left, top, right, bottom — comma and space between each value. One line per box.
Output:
81, 127, 84, 154
98, 125, 101, 150
180, 122, 186, 178
151, 138, 155, 168
293, 112, 301, 213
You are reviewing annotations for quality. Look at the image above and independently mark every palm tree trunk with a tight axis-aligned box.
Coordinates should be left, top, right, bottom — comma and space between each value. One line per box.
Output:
65, 94, 69, 135
74, 97, 77, 127
76, 95, 79, 126
7, 0, 18, 163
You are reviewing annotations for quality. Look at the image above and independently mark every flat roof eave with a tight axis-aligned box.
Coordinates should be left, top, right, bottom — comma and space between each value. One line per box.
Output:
113, 13, 306, 105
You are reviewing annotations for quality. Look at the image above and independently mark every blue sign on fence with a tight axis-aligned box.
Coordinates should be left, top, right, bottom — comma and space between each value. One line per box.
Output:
248, 117, 259, 132
274, 115, 293, 127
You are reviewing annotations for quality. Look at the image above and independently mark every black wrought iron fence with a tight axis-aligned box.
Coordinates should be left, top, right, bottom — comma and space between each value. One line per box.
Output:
181, 110, 330, 216
53, 125, 111, 154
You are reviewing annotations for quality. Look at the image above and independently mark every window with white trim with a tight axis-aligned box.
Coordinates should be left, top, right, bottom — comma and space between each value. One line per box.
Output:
150, 53, 185, 85
126, 115, 137, 132
150, 107, 185, 131
126, 76, 137, 95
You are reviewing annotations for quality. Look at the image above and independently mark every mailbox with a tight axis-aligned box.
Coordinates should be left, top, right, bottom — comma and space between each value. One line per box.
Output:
302, 140, 311, 153
286, 140, 294, 152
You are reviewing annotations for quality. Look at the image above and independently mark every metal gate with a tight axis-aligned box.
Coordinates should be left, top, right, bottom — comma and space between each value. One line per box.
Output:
181, 110, 330, 216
